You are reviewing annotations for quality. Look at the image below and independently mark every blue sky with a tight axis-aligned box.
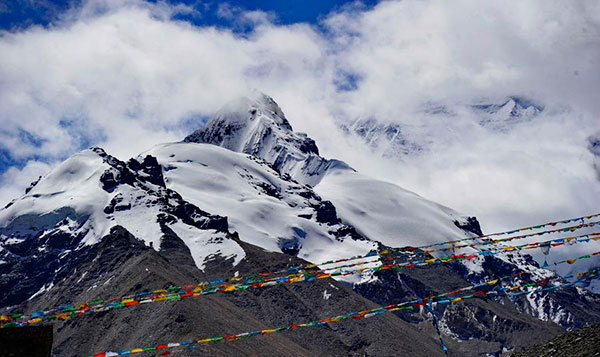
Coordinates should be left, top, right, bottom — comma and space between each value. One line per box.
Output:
0, 0, 377, 31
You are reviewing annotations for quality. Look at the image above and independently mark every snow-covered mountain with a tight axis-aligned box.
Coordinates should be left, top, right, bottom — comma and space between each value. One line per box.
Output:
1, 92, 599, 356
0, 92, 480, 306
0, 147, 240, 307
182, 93, 480, 250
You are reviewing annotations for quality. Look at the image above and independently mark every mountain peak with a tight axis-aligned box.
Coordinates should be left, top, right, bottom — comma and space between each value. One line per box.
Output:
184, 92, 312, 152
184, 92, 348, 186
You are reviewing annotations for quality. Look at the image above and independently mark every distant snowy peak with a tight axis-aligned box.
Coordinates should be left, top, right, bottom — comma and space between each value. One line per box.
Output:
184, 92, 350, 186
473, 96, 544, 131
472, 96, 544, 116
341, 118, 426, 159
342, 96, 545, 159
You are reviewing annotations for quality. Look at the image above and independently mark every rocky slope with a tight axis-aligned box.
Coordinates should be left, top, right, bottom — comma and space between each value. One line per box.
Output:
513, 323, 600, 357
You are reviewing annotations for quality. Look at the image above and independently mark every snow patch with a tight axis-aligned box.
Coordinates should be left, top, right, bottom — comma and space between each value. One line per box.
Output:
168, 221, 245, 271
28, 282, 54, 301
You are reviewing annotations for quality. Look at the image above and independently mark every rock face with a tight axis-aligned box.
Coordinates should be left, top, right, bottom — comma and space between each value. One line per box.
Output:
0, 93, 599, 356
354, 260, 567, 356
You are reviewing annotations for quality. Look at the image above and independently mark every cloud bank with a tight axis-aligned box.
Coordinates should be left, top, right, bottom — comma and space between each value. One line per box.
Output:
0, 0, 599, 234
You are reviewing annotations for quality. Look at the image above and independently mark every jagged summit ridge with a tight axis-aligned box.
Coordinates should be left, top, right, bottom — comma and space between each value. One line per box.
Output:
184, 92, 350, 186
473, 96, 543, 131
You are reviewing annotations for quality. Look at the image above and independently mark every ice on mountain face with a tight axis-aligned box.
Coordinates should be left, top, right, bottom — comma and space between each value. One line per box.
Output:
146, 142, 377, 264
314, 167, 476, 248
184, 92, 349, 187
472, 96, 543, 132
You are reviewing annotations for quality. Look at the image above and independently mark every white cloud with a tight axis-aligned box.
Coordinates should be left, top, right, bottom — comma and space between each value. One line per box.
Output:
0, 161, 55, 207
0, 0, 599, 234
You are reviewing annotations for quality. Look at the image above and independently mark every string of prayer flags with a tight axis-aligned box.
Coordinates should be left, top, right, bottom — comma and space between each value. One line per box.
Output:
4, 216, 595, 330
5, 231, 599, 329
90, 269, 599, 357
412, 214, 600, 250
553, 250, 600, 266
402, 225, 600, 255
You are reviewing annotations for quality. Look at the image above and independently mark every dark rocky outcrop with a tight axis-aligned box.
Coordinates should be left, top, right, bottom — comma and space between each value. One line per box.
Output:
0, 325, 53, 357
513, 323, 600, 357
454, 216, 483, 236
